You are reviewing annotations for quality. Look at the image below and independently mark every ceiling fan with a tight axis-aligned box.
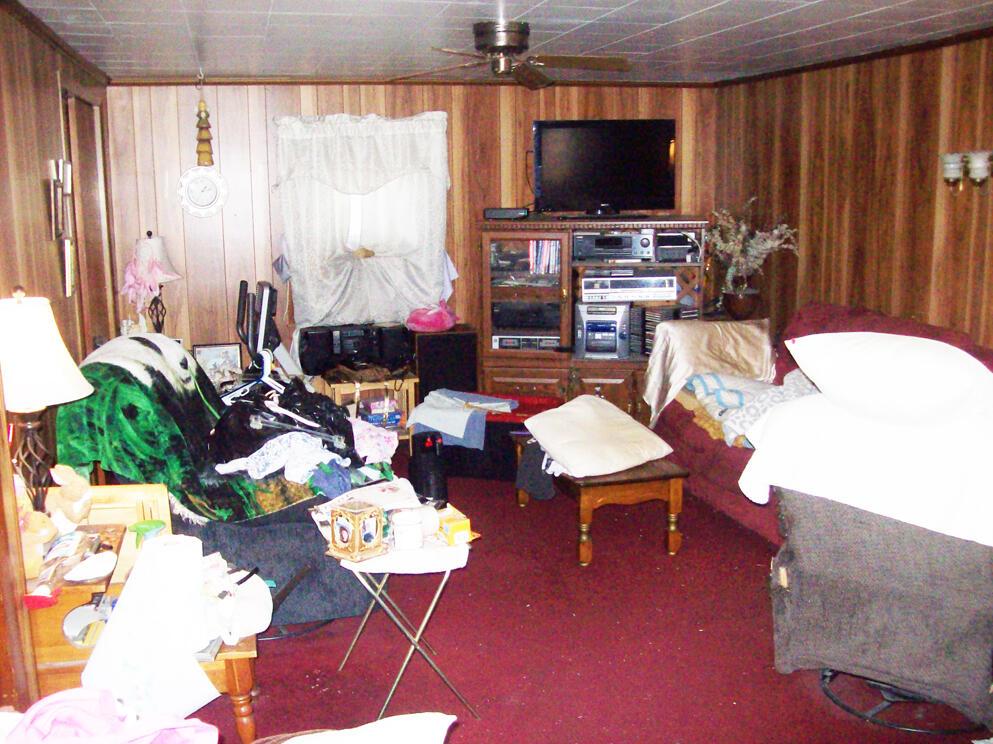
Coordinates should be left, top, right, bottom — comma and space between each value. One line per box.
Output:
391, 21, 632, 90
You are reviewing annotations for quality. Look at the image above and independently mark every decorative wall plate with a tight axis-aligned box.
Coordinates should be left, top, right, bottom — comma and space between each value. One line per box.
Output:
178, 166, 228, 217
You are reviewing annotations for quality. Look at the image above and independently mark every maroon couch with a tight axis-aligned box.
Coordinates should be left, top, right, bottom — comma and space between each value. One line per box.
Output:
653, 302, 993, 547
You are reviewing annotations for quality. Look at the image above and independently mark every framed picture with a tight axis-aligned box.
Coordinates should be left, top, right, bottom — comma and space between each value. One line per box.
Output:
192, 343, 243, 388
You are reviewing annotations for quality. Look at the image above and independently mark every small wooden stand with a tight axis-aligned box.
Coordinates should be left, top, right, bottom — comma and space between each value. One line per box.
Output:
509, 432, 690, 566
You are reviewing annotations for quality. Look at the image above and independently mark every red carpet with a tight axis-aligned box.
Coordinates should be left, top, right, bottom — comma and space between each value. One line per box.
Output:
196, 474, 985, 743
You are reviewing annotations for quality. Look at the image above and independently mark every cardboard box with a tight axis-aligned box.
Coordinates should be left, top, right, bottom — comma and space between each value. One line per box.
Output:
438, 504, 471, 546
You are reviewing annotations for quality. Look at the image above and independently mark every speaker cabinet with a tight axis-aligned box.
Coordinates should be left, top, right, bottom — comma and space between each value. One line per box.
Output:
413, 325, 478, 403
298, 326, 335, 376
377, 323, 413, 370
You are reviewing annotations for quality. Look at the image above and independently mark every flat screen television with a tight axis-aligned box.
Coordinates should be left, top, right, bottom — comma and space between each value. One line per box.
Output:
533, 118, 676, 216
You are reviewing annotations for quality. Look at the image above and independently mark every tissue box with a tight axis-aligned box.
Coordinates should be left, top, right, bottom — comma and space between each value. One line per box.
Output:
323, 499, 387, 562
438, 505, 471, 546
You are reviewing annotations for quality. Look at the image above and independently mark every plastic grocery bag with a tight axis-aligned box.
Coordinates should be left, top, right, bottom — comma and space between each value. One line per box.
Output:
405, 299, 458, 332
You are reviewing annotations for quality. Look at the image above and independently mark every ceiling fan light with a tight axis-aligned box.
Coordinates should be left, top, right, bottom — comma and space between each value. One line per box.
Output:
490, 55, 515, 76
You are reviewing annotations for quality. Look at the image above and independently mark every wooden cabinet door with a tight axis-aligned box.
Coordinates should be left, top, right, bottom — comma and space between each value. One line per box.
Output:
567, 366, 639, 415
482, 229, 571, 360
65, 90, 116, 353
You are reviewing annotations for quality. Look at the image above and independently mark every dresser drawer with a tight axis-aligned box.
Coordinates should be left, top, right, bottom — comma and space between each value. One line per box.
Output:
482, 367, 568, 399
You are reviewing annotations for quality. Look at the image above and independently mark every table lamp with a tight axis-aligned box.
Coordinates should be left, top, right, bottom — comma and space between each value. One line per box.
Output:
0, 289, 94, 510
121, 231, 181, 333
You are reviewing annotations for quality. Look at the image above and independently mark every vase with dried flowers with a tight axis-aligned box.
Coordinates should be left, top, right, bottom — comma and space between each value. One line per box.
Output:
705, 198, 798, 319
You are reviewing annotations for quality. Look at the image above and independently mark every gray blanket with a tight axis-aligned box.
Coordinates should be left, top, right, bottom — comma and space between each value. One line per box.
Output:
771, 487, 993, 725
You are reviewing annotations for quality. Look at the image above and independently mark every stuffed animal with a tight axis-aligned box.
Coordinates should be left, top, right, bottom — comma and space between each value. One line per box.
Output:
14, 475, 57, 580
46, 464, 94, 532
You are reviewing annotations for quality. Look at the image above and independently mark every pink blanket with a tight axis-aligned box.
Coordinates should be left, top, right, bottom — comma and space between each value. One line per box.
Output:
8, 688, 217, 744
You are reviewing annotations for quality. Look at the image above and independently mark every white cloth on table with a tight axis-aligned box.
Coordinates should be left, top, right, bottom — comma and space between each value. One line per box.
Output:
327, 478, 421, 512
407, 391, 474, 437
407, 389, 515, 445
214, 432, 347, 483
341, 538, 469, 575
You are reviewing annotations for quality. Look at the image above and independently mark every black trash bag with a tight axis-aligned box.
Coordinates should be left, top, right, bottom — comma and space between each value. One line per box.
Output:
206, 379, 359, 465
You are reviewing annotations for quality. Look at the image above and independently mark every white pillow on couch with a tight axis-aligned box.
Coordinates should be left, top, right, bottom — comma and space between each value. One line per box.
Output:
525, 395, 673, 478
785, 332, 993, 424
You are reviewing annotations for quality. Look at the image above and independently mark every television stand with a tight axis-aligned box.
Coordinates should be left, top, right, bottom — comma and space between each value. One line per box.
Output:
554, 213, 650, 221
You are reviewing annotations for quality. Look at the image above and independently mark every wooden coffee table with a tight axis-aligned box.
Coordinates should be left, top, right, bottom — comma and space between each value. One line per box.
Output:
557, 458, 689, 565
510, 433, 689, 565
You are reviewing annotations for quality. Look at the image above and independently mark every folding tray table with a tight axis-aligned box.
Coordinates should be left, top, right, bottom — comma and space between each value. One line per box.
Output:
338, 541, 479, 720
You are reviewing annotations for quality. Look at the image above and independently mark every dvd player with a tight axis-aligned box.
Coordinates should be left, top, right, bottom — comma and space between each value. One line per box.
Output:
581, 267, 677, 303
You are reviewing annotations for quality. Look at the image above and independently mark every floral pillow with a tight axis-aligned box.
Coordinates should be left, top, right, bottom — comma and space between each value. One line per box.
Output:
685, 372, 778, 422
721, 369, 819, 446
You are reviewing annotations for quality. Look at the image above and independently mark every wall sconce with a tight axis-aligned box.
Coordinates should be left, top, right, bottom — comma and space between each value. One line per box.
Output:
941, 151, 991, 191
966, 151, 991, 186
48, 158, 75, 297
940, 153, 965, 188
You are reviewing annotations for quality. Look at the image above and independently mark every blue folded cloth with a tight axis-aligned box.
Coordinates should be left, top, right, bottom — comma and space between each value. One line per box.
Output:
411, 389, 518, 450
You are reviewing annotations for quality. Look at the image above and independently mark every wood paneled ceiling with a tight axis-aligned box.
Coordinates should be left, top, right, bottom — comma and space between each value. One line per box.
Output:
20, 0, 993, 85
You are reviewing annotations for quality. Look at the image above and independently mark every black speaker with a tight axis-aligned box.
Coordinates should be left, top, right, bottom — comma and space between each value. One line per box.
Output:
413, 325, 478, 403
298, 326, 335, 376
376, 323, 413, 370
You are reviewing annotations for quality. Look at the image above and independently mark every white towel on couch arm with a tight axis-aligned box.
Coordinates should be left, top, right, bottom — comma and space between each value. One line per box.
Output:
738, 393, 993, 548
642, 318, 776, 427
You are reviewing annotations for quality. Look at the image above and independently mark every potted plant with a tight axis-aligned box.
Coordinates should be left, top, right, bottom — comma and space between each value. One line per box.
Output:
705, 198, 798, 319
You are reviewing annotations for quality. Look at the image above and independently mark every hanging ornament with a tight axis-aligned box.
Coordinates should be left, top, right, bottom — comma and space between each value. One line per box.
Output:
195, 73, 214, 166
178, 70, 227, 218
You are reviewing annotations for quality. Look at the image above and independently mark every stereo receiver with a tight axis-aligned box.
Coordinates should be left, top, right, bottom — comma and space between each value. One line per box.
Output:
580, 267, 677, 303
573, 303, 630, 360
573, 229, 655, 262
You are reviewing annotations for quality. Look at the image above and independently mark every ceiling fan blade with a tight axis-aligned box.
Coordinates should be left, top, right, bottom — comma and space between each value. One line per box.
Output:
512, 61, 554, 90
529, 54, 632, 72
387, 59, 487, 83
433, 47, 486, 61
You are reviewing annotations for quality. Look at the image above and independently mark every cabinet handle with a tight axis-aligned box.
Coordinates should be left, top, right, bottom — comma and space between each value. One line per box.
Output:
561, 287, 568, 300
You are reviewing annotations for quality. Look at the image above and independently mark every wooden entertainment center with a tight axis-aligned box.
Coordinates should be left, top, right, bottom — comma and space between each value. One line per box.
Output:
480, 217, 707, 421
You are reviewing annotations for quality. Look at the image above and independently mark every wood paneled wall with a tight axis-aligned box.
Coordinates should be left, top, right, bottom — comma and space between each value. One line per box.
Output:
717, 36, 993, 344
104, 84, 716, 349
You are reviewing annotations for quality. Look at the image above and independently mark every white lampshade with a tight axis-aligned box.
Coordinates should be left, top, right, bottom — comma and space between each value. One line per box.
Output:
135, 234, 181, 284
0, 295, 94, 413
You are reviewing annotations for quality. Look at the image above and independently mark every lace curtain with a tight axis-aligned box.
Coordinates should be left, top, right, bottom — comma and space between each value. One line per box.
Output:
275, 112, 450, 329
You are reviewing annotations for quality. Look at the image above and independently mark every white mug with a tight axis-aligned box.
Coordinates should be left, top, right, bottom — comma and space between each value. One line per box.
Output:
391, 509, 423, 550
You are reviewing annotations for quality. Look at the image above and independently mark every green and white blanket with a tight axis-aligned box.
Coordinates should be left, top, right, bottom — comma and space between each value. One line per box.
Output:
56, 334, 316, 522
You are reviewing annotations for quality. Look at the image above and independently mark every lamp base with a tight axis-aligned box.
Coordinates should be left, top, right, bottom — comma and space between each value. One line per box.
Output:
148, 290, 167, 333
13, 412, 52, 512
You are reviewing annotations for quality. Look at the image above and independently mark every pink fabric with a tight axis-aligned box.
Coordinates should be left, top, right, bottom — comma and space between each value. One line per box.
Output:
404, 299, 458, 332
120, 256, 179, 314
350, 416, 399, 463
8, 688, 217, 744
